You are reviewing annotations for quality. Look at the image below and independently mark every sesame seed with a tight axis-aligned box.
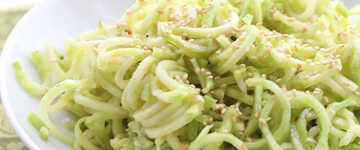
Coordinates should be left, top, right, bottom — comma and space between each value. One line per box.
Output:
306, 113, 312, 118
247, 72, 254, 78
237, 111, 243, 116
337, 66, 343, 72
157, 9, 164, 14
273, 13, 278, 20
258, 118, 267, 125
261, 74, 267, 79
206, 32, 212, 38
232, 26, 240, 32
244, 47, 250, 53
127, 8, 133, 15
313, 91, 321, 95
314, 62, 321, 66
208, 76, 214, 80
281, 85, 287, 92
202, 121, 207, 126
254, 112, 259, 119
315, 88, 322, 92
287, 17, 295, 22
208, 117, 213, 123
323, 96, 329, 103
195, 68, 200, 75
256, 22, 263, 26
201, 68, 205, 73
246, 136, 253, 142
239, 36, 246, 41
222, 129, 229, 133
286, 54, 291, 58
205, 72, 211, 76
50, 58, 56, 63
219, 91, 225, 100
183, 45, 190, 50
215, 51, 221, 54
330, 110, 336, 115
175, 75, 181, 80
275, 78, 282, 83
288, 97, 293, 101
190, 84, 196, 88
166, 30, 172, 35
303, 44, 309, 47
220, 84, 227, 89
261, 101, 267, 107
297, 64, 302, 71
355, 91, 360, 96
182, 74, 188, 80
214, 76, 221, 80
231, 116, 237, 123
350, 29, 357, 34
292, 89, 297, 97
221, 108, 227, 114
241, 143, 246, 150
188, 39, 195, 42
304, 75, 310, 80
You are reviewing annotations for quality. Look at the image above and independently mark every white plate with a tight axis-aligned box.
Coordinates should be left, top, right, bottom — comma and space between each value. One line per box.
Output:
0, 0, 358, 150
0, 0, 134, 149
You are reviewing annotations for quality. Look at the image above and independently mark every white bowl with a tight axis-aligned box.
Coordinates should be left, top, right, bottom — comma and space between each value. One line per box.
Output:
0, 0, 358, 150
0, 0, 134, 149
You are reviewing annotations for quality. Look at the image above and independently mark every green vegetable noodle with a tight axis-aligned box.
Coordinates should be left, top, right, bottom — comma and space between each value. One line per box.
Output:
14, 0, 360, 149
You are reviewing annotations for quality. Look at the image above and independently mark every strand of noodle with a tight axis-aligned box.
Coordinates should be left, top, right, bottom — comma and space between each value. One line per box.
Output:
133, 101, 168, 121
97, 37, 139, 54
72, 92, 128, 117
48, 89, 74, 114
285, 0, 316, 21
122, 56, 156, 111
114, 56, 135, 89
74, 117, 102, 150
245, 78, 291, 149
287, 91, 330, 150
214, 26, 258, 75
45, 42, 66, 80
39, 79, 88, 145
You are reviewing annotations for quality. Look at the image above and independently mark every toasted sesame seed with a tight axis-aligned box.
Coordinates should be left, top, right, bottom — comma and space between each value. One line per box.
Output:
261, 74, 267, 79
166, 30, 172, 35
50, 58, 56, 63
247, 72, 254, 78
215, 51, 221, 54
209, 117, 213, 123
286, 54, 291, 58
127, 8, 133, 15
205, 72, 211, 76
195, 68, 200, 75
297, 64, 302, 71
330, 109, 336, 115
244, 47, 250, 53
282, 85, 287, 92
323, 96, 329, 103
206, 32, 212, 38
350, 29, 357, 34
219, 91, 225, 100
157, 9, 164, 14
202, 121, 207, 126
222, 129, 229, 133
254, 112, 259, 119
208, 76, 214, 80
314, 88, 322, 92
182, 74, 188, 80
201, 68, 205, 73
306, 113, 312, 119
220, 84, 227, 89
337, 66, 343, 71
355, 91, 360, 96
188, 39, 195, 42
292, 89, 297, 97
275, 78, 282, 83
258, 118, 267, 125
261, 101, 267, 107
183, 45, 190, 50
232, 26, 240, 32
231, 116, 237, 123
221, 108, 227, 114
256, 22, 263, 26
304, 75, 310, 80
288, 97, 293, 101
241, 143, 246, 150
313, 91, 321, 95
239, 36, 246, 41
246, 136, 252, 142
287, 17, 295, 22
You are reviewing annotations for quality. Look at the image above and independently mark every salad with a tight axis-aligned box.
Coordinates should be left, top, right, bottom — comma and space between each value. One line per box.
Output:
13, 0, 360, 149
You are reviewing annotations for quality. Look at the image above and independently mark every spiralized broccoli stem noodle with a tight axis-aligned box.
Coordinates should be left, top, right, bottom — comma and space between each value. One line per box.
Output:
13, 0, 360, 149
